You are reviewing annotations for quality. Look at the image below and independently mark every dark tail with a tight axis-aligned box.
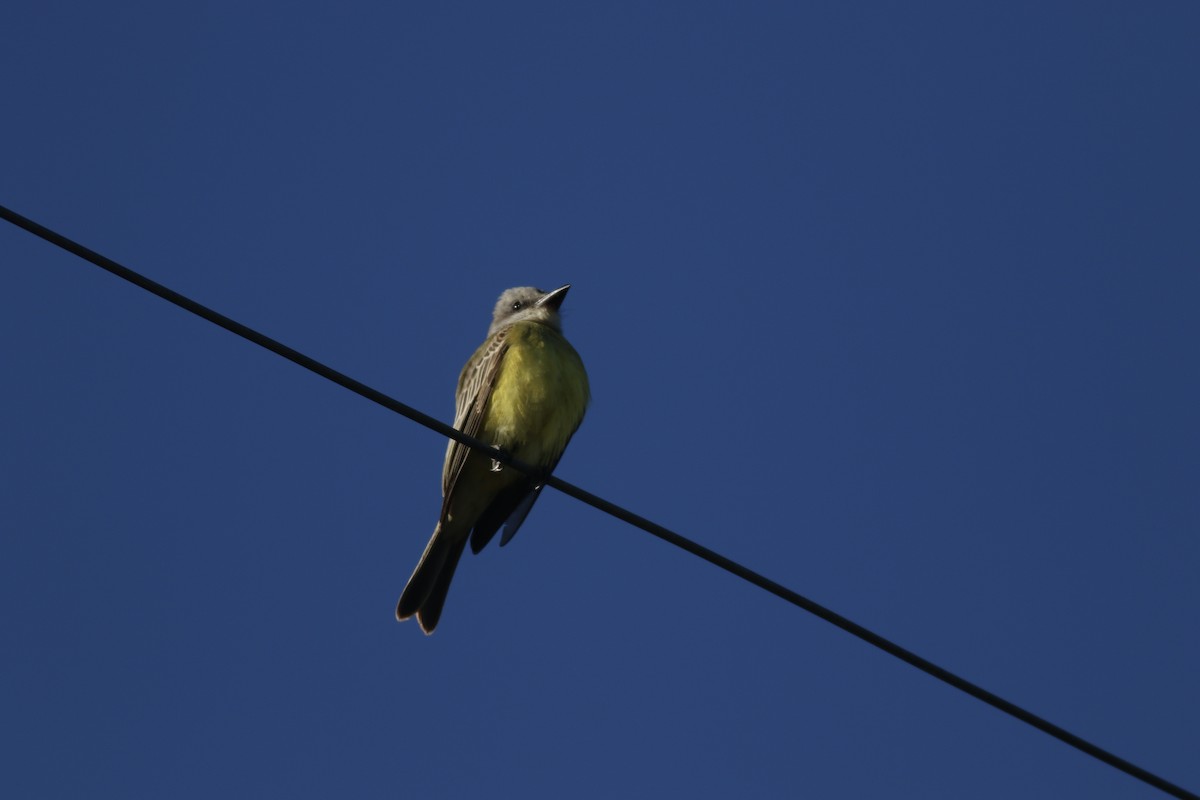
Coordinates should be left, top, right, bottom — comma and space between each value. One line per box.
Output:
396, 524, 468, 634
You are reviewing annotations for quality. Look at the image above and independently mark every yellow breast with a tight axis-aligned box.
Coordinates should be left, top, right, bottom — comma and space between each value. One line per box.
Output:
482, 322, 590, 467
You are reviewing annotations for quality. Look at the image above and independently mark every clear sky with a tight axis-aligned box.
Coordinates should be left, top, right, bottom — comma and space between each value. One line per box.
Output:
2, 2, 1197, 798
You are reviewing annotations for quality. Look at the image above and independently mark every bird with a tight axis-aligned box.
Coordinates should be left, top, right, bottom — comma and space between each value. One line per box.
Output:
395, 284, 590, 633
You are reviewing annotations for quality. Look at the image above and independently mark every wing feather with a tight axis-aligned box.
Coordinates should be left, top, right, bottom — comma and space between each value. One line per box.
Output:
439, 330, 510, 510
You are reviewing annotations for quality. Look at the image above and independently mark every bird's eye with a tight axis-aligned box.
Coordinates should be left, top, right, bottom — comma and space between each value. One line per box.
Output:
511, 301, 523, 310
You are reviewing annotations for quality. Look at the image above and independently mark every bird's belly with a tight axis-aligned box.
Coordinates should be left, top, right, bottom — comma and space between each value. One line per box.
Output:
483, 333, 588, 466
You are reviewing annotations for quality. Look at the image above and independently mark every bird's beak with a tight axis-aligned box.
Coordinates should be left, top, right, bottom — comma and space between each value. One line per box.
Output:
537, 284, 571, 310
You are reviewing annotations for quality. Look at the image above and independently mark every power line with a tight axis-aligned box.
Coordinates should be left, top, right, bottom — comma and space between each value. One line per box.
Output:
2, 202, 1194, 800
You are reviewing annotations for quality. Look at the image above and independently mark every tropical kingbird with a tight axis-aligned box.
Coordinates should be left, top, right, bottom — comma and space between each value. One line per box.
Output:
396, 284, 590, 633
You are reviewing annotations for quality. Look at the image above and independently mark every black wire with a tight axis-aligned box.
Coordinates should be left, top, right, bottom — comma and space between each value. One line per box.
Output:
2, 203, 1195, 800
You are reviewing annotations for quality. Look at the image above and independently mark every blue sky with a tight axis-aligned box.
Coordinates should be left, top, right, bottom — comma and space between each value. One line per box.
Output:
2, 2, 1198, 798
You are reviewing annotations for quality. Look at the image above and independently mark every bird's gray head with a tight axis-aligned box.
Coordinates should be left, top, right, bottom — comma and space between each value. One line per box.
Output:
488, 284, 571, 336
